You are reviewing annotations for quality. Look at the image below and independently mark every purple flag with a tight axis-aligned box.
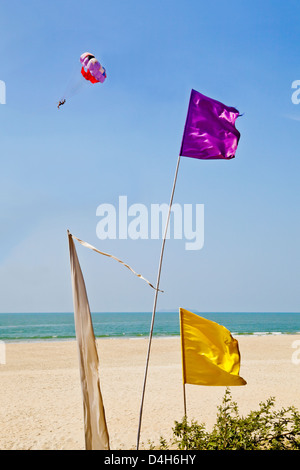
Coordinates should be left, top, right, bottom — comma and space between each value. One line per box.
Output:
180, 89, 240, 160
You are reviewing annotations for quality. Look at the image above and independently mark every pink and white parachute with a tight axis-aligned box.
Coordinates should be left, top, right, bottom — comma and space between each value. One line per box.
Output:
80, 52, 107, 84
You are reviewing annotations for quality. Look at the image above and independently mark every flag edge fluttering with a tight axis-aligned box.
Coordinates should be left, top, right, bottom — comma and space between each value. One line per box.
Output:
179, 89, 241, 160
180, 308, 247, 387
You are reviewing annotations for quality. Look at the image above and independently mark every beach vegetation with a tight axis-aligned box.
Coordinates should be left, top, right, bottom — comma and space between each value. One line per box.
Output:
159, 388, 300, 450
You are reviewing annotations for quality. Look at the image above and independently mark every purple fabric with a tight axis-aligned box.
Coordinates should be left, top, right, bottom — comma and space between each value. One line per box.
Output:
180, 89, 240, 160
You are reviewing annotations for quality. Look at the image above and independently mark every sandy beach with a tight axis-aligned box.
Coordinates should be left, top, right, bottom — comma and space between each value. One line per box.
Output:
0, 334, 300, 450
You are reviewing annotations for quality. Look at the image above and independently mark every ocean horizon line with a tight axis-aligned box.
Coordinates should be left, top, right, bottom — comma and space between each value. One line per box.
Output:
0, 310, 299, 315
0, 311, 299, 343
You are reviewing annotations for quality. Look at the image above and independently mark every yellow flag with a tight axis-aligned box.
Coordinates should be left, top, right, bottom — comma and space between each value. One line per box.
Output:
180, 308, 246, 386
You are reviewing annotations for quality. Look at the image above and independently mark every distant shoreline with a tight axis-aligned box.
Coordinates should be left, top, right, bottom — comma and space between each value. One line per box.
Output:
2, 330, 300, 345
1, 311, 300, 343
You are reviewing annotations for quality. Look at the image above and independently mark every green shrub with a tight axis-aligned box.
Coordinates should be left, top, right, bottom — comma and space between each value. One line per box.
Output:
161, 388, 300, 450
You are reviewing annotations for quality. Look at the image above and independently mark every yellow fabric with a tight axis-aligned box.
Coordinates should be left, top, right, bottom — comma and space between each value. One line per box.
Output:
180, 308, 246, 386
68, 232, 110, 450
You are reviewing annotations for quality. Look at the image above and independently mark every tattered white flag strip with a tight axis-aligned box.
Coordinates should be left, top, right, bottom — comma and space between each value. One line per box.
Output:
70, 232, 163, 292
68, 232, 110, 450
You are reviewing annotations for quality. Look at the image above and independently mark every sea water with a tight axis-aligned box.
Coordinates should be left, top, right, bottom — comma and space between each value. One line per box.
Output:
0, 312, 299, 343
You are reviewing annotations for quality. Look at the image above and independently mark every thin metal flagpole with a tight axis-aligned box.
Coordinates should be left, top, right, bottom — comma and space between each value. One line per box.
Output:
183, 383, 187, 417
136, 155, 181, 450
179, 308, 187, 418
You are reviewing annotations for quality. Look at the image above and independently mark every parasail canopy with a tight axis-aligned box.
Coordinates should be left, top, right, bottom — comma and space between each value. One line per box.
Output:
80, 52, 107, 84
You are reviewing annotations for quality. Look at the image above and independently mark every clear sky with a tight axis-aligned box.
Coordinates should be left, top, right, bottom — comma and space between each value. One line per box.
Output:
0, 0, 300, 313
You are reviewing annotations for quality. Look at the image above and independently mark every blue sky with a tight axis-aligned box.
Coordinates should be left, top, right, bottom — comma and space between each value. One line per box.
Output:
0, 0, 300, 313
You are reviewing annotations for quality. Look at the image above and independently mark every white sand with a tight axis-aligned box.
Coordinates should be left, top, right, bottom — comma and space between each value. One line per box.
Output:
0, 335, 300, 450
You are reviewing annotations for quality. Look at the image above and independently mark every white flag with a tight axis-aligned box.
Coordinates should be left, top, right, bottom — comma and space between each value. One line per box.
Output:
68, 232, 110, 450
